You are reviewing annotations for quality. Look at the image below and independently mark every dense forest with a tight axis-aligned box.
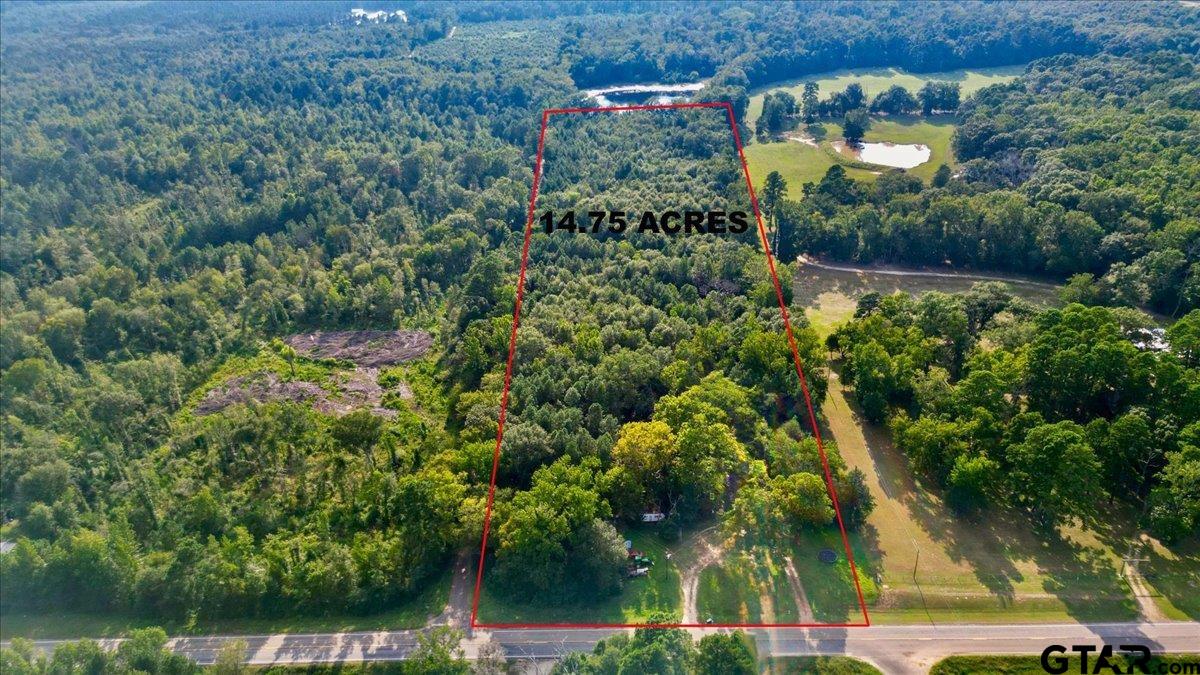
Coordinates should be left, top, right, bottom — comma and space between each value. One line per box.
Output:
1, 0, 1198, 628
444, 109, 868, 604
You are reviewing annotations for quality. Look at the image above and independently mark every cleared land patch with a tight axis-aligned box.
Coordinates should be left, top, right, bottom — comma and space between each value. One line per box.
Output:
692, 533, 875, 625
284, 329, 433, 366
196, 368, 403, 418
794, 260, 1061, 339
474, 527, 682, 624
193, 330, 431, 418
189, 330, 432, 420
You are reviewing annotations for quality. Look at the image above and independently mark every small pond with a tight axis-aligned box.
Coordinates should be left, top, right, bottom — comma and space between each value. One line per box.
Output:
582, 82, 705, 107
833, 140, 931, 169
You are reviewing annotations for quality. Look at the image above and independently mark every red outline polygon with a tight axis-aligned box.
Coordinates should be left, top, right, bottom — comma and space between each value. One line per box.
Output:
470, 101, 870, 629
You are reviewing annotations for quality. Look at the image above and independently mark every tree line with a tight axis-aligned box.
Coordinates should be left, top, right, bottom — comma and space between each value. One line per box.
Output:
756, 80, 962, 141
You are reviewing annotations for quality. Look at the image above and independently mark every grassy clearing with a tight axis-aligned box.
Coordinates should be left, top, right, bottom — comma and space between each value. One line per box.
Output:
743, 64, 1022, 193
696, 555, 762, 624
789, 530, 878, 623
691, 546, 797, 624
1144, 535, 1200, 620
179, 348, 344, 420
856, 116, 955, 182
474, 526, 681, 624
763, 656, 884, 675
744, 116, 957, 192
766, 553, 800, 623
743, 136, 876, 190
0, 568, 452, 640
930, 654, 1200, 675
795, 263, 1062, 339
746, 65, 1024, 127
693, 536, 873, 624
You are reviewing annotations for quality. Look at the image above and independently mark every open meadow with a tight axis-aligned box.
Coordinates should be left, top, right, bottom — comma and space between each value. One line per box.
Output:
744, 116, 957, 189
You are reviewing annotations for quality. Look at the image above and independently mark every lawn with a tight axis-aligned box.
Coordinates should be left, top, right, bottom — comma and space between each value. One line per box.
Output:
0, 568, 452, 640
746, 65, 1025, 128
788, 530, 877, 624
1143, 534, 1200, 620
743, 136, 875, 192
764, 656, 883, 675
473, 526, 682, 624
694, 536, 874, 625
696, 555, 762, 624
853, 116, 956, 182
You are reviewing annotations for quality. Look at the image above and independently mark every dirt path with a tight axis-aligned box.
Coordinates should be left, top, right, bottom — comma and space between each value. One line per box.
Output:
677, 528, 726, 624
1125, 565, 1169, 622
758, 586, 776, 624
797, 254, 1060, 289
430, 551, 475, 631
783, 557, 816, 623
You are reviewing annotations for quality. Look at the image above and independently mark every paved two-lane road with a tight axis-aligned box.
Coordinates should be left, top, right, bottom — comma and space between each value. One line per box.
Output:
17, 621, 1199, 674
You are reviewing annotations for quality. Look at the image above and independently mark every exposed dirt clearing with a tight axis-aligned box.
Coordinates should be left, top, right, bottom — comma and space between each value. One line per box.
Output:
285, 330, 433, 367
196, 368, 398, 418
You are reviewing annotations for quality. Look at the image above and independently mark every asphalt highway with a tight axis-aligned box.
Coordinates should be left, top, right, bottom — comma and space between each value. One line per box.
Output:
15, 621, 1200, 674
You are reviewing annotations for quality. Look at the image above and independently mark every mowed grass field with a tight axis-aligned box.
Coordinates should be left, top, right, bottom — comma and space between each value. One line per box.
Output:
743, 65, 1022, 191
694, 534, 877, 625
1144, 536, 1200, 620
696, 555, 764, 624
823, 370, 1143, 624
473, 526, 682, 624
744, 116, 956, 188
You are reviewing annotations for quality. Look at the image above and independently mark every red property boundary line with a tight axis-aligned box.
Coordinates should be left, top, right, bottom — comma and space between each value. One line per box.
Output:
470, 101, 871, 629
